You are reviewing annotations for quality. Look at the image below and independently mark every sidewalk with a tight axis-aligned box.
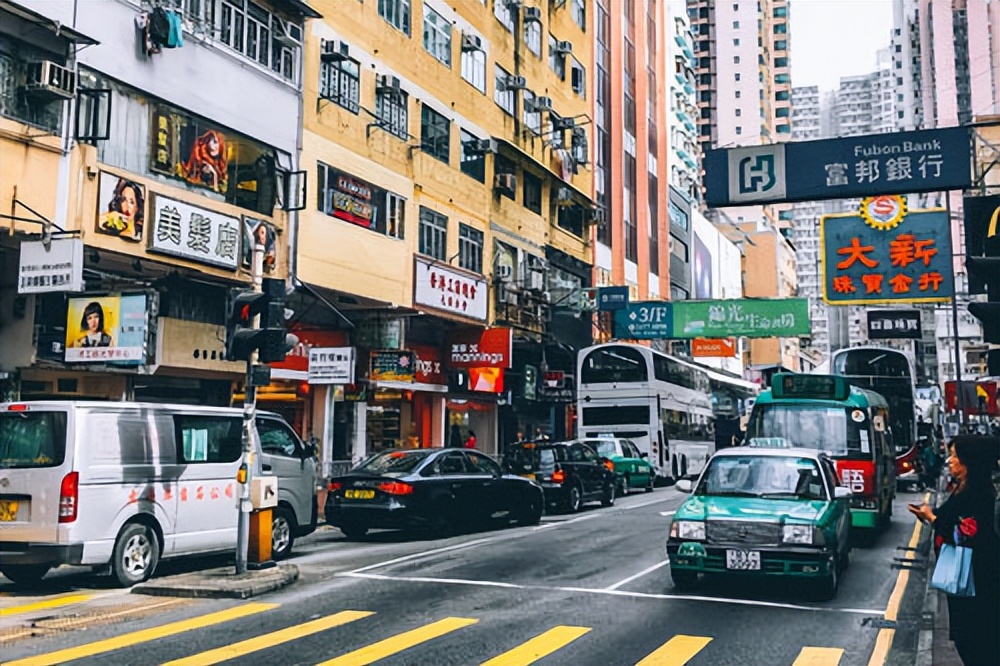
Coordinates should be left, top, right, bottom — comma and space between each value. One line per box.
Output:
916, 482, 963, 666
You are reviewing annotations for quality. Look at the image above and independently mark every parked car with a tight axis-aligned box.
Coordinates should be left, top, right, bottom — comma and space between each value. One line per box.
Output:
0, 401, 318, 587
324, 448, 543, 539
580, 437, 655, 495
667, 446, 852, 600
503, 440, 617, 513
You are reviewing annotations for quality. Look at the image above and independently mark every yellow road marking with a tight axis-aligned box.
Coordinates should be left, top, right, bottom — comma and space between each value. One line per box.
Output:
481, 626, 592, 666
0, 594, 94, 617
793, 646, 844, 665
317, 617, 478, 666
635, 635, 713, 666
163, 610, 373, 666
4, 602, 277, 666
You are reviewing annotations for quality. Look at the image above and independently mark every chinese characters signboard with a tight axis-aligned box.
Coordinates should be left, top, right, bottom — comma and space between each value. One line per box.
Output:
821, 209, 953, 304
866, 310, 922, 340
308, 347, 356, 385
149, 194, 241, 270
18, 239, 84, 294
65, 294, 147, 364
369, 350, 415, 382
414, 256, 488, 322
704, 127, 972, 206
672, 299, 810, 339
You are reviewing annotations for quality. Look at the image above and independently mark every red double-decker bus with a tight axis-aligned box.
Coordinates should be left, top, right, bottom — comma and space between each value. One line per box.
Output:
944, 380, 1000, 417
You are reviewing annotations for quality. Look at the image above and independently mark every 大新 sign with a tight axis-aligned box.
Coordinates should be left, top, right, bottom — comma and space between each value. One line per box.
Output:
413, 256, 488, 322
704, 127, 972, 207
691, 338, 738, 357
64, 294, 148, 364
369, 350, 414, 382
18, 238, 85, 294
821, 208, 953, 304
866, 310, 922, 340
449, 328, 513, 368
149, 194, 241, 270
307, 347, 355, 384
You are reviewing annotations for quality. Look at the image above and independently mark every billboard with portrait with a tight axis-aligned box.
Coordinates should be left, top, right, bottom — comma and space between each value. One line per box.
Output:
96, 172, 146, 243
64, 294, 148, 364
242, 217, 277, 274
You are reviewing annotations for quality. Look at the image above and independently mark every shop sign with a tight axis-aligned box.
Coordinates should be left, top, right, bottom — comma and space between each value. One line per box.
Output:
271, 329, 350, 373
96, 172, 147, 243
543, 371, 565, 388
343, 383, 368, 401
308, 347, 355, 385
821, 209, 953, 304
148, 194, 241, 270
64, 293, 147, 364
18, 238, 85, 294
866, 310, 922, 340
598, 286, 629, 311
692, 338, 738, 358
449, 328, 513, 368
412, 345, 446, 385
414, 256, 488, 322
370, 350, 415, 382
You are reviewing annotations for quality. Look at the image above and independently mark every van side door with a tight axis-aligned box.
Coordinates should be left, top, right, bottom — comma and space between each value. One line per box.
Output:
258, 417, 317, 533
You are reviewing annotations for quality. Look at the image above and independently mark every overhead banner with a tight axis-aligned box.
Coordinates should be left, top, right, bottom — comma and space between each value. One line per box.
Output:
704, 126, 971, 206
962, 194, 1000, 294
613, 299, 809, 339
18, 238, 85, 294
866, 310, 922, 340
821, 206, 953, 304
65, 293, 148, 364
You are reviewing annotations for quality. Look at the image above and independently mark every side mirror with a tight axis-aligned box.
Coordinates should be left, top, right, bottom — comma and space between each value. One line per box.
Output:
834, 486, 852, 500
302, 443, 318, 460
675, 479, 694, 493
639, 452, 649, 459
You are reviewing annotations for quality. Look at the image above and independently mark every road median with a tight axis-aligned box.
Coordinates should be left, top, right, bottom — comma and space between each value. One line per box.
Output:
132, 564, 298, 600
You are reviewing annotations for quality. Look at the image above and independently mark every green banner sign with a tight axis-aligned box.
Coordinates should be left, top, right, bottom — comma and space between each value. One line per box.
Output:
671, 299, 811, 339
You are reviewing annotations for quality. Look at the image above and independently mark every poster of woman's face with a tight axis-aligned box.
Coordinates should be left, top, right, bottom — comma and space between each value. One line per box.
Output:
242, 218, 276, 274
96, 173, 146, 242
179, 128, 229, 194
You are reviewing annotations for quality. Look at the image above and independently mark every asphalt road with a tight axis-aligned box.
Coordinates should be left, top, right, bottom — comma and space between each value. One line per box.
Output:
1, 486, 933, 666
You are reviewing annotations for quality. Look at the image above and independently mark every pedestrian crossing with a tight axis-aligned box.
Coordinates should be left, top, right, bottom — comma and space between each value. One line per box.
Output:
3, 600, 853, 665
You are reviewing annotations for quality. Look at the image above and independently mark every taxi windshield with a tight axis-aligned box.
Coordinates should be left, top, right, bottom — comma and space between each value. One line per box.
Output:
746, 405, 866, 458
697, 456, 827, 500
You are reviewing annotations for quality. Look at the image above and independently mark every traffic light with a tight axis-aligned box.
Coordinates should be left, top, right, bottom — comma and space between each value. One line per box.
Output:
258, 278, 298, 364
963, 195, 1000, 348
225, 279, 298, 363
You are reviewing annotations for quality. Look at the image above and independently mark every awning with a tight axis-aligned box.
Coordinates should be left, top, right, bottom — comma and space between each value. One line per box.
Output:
492, 137, 595, 206
374, 380, 448, 394
0, 1, 99, 45
270, 0, 323, 19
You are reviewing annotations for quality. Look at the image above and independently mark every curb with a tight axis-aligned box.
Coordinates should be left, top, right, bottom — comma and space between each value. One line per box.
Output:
131, 564, 299, 600
915, 568, 936, 666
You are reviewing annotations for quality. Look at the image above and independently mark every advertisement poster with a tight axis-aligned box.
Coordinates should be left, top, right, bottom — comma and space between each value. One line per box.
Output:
151, 106, 230, 194
65, 294, 147, 364
96, 172, 146, 242
693, 233, 714, 299
242, 217, 278, 274
369, 350, 415, 382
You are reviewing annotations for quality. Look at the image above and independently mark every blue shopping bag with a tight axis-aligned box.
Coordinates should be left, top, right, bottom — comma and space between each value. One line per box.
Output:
930, 529, 976, 597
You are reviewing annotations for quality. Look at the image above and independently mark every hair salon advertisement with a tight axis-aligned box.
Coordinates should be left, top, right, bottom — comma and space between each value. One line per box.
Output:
64, 293, 148, 364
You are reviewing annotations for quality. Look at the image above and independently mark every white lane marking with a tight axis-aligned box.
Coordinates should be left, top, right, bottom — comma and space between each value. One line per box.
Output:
659, 511, 676, 517
338, 572, 881, 615
348, 537, 499, 573
604, 560, 671, 590
623, 497, 674, 510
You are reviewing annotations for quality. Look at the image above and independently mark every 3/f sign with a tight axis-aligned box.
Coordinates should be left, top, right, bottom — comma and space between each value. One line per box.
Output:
636, 306, 668, 324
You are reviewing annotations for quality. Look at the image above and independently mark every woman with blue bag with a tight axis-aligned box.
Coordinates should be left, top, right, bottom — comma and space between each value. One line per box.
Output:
909, 435, 999, 666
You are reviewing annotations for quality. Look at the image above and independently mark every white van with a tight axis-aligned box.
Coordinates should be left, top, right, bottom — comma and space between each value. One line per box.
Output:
0, 401, 317, 586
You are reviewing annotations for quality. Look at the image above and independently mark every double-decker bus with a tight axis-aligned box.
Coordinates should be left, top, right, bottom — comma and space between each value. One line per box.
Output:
576, 343, 716, 483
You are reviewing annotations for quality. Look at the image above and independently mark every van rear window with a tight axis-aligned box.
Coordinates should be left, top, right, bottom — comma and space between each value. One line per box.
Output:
0, 412, 68, 469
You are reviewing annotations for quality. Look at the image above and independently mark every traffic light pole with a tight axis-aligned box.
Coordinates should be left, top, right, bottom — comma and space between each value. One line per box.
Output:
236, 243, 264, 575
945, 194, 968, 428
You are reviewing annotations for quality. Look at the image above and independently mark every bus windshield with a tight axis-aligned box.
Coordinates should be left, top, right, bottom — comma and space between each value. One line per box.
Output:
746, 405, 868, 459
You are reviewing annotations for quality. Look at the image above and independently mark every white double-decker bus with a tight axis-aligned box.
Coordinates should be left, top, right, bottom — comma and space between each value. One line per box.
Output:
576, 342, 717, 483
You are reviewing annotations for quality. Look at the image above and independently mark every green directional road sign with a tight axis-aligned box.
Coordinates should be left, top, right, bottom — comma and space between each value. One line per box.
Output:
672, 298, 811, 339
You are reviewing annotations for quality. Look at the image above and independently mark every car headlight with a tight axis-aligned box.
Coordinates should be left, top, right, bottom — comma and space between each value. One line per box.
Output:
670, 520, 706, 541
782, 524, 814, 545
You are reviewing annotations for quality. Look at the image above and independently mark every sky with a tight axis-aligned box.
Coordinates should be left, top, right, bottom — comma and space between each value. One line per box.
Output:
789, 0, 895, 92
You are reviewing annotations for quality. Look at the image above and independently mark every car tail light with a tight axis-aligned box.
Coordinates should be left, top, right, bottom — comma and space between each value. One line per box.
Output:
327, 481, 342, 492
377, 481, 414, 495
604, 460, 615, 473
7, 403, 28, 412
902, 461, 912, 471
59, 472, 79, 523
551, 469, 566, 484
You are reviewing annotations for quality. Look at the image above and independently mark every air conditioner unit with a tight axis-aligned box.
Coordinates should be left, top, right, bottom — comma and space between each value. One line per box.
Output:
496, 264, 513, 280
523, 6, 542, 22
23, 60, 76, 99
502, 75, 528, 91
321, 40, 350, 62
500, 284, 520, 305
274, 18, 302, 48
533, 96, 554, 112
529, 271, 545, 292
504, 0, 523, 8
494, 172, 517, 197
461, 33, 483, 52
377, 75, 402, 99
555, 187, 574, 207
467, 138, 498, 155
552, 115, 575, 130
588, 206, 606, 225
554, 40, 573, 55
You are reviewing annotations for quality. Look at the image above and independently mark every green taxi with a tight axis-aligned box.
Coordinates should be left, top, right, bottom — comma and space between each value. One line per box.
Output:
580, 437, 655, 495
666, 445, 852, 599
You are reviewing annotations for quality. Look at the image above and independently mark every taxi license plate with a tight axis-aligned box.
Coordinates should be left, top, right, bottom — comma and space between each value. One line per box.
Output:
725, 549, 761, 571
0, 499, 19, 522
344, 489, 375, 500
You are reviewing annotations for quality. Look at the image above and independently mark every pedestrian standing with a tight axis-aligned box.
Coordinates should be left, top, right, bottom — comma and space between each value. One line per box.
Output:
464, 430, 477, 449
908, 435, 1000, 666
448, 424, 463, 448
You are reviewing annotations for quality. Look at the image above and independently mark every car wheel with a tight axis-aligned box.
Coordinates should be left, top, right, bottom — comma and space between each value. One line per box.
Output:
565, 484, 583, 513
670, 568, 698, 590
815, 556, 840, 600
271, 506, 296, 560
601, 481, 616, 507
517, 494, 543, 526
645, 474, 655, 492
840, 544, 851, 571
340, 523, 369, 540
619, 475, 629, 496
112, 523, 159, 587
428, 500, 459, 537
0, 565, 50, 586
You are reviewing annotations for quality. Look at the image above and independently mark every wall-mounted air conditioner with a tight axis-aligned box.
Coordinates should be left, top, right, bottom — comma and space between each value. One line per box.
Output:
461, 33, 483, 52
24, 61, 76, 99
494, 173, 517, 197
321, 40, 350, 62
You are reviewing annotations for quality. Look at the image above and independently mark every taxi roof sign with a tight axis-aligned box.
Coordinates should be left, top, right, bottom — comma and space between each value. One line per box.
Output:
771, 373, 851, 402
747, 437, 794, 449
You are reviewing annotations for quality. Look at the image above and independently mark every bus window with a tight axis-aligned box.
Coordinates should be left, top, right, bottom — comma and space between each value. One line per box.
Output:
746, 405, 866, 458
581, 346, 648, 384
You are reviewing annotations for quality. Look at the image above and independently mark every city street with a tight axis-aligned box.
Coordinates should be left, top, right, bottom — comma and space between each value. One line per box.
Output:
1, 487, 931, 666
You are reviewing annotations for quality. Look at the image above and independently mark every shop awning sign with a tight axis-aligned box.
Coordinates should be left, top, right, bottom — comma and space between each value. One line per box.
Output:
866, 310, 922, 340
18, 238, 85, 294
308, 347, 355, 384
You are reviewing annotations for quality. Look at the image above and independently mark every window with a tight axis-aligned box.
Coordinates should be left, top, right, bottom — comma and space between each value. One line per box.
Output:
460, 130, 486, 182
776, 107, 790, 117
0, 50, 64, 132
466, 451, 501, 476
523, 171, 542, 214
774, 39, 787, 50
735, 126, 742, 134
735, 108, 742, 116
570, 57, 586, 97
317, 162, 405, 239
735, 90, 741, 98
774, 57, 788, 68
732, 20, 739, 29
458, 223, 484, 273
580, 346, 648, 383
777, 124, 791, 134
572, 0, 586, 30
495, 154, 516, 200
735, 72, 741, 81
319, 57, 361, 114
461, 41, 487, 92
494, 65, 516, 115
775, 89, 790, 101
419, 206, 448, 259
259, 419, 302, 458
733, 38, 740, 46
379, 0, 411, 35
437, 451, 471, 475
420, 105, 451, 163
775, 73, 790, 84
376, 84, 409, 139
775, 22, 787, 34
175, 415, 241, 464
774, 5, 787, 18
422, 5, 452, 66
525, 20, 542, 56
548, 34, 566, 80
523, 90, 542, 134
213, 0, 300, 83
494, 0, 514, 31
734, 55, 741, 64
0, 411, 67, 468
671, 237, 688, 261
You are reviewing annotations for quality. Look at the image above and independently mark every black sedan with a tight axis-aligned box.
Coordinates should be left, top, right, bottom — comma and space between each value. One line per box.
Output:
324, 448, 544, 539
503, 440, 617, 513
